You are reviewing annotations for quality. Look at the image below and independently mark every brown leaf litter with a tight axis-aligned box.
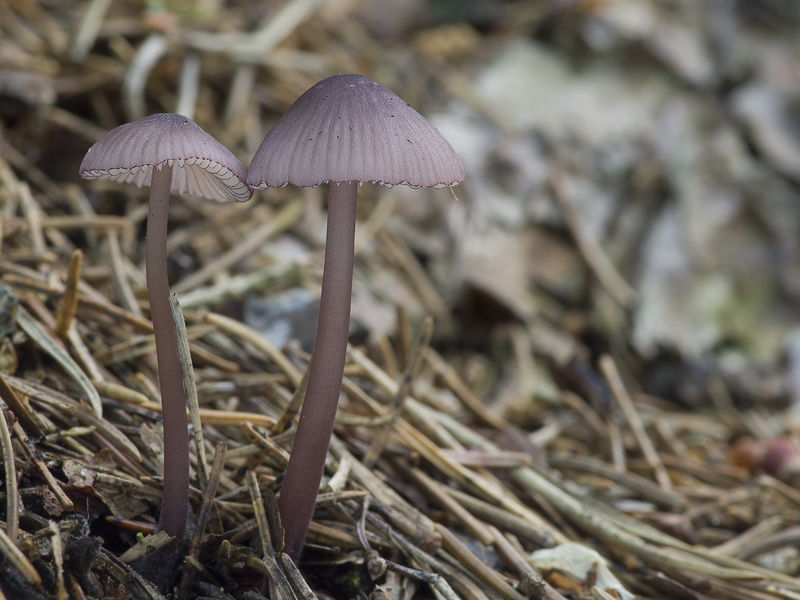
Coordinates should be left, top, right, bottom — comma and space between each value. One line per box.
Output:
3, 0, 800, 599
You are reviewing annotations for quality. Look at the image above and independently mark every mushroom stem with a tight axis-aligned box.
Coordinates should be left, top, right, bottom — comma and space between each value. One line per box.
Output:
278, 181, 358, 559
147, 163, 189, 541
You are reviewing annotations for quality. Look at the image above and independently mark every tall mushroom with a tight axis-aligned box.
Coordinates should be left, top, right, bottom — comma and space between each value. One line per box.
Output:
247, 74, 464, 559
80, 114, 252, 540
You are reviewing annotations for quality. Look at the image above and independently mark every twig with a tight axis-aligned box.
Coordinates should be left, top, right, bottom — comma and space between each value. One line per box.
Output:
4, 376, 77, 418
54, 249, 82, 338
121, 399, 277, 428
17, 182, 46, 266
375, 334, 400, 381
65, 324, 105, 383
246, 470, 273, 559
590, 588, 617, 600
0, 525, 41, 587
408, 467, 494, 546
326, 451, 352, 494
91, 380, 150, 406
607, 419, 626, 473
397, 307, 413, 370
194, 458, 236, 524
441, 449, 533, 468
106, 230, 143, 316
599, 355, 672, 491
304, 520, 366, 549
49, 521, 67, 600
559, 391, 606, 441
429, 408, 778, 583
184, 0, 323, 58
444, 487, 555, 548
123, 33, 167, 121
91, 324, 212, 365
69, 0, 112, 62
24, 294, 104, 380
0, 402, 18, 542
95, 548, 164, 599
177, 264, 298, 310
363, 316, 433, 468
354, 193, 397, 255
118, 531, 174, 563
328, 435, 440, 549
238, 422, 289, 471
203, 312, 301, 387
13, 422, 74, 511
424, 347, 507, 429
15, 304, 102, 418
759, 474, 800, 509
487, 526, 547, 600
2, 273, 153, 332
0, 372, 44, 437
176, 52, 200, 119
76, 407, 144, 465
223, 64, 257, 130
346, 346, 563, 543
170, 295, 208, 488
172, 199, 304, 294
378, 229, 447, 317
248, 555, 296, 600
272, 363, 310, 434
358, 383, 537, 544
728, 526, 800, 562
550, 173, 636, 307
280, 553, 317, 600
709, 515, 784, 558
370, 516, 486, 600
548, 456, 684, 508
41, 215, 133, 231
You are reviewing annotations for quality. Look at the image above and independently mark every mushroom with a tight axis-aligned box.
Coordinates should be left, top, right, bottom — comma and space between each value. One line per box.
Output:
80, 113, 251, 540
247, 74, 464, 558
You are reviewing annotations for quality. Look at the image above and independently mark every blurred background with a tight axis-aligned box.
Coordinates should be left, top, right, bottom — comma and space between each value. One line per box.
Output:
3, 0, 800, 420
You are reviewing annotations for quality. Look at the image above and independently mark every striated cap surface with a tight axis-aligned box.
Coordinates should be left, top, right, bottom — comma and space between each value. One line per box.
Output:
247, 74, 465, 190
80, 113, 252, 203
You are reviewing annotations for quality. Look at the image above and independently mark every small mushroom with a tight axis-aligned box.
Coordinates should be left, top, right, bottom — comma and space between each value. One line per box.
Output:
247, 74, 464, 558
80, 113, 251, 540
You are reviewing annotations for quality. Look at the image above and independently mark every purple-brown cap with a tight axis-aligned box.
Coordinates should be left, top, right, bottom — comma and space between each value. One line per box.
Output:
80, 113, 252, 203
247, 74, 465, 190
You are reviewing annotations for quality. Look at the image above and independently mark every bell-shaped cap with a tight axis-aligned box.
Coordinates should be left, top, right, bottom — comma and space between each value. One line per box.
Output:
80, 113, 252, 203
247, 74, 465, 190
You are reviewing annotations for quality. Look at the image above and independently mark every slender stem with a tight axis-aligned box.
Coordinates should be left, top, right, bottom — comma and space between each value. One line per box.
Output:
278, 181, 358, 559
147, 163, 189, 540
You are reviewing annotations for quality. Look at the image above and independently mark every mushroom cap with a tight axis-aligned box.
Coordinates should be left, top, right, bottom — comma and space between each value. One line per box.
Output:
80, 113, 252, 203
247, 74, 465, 190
